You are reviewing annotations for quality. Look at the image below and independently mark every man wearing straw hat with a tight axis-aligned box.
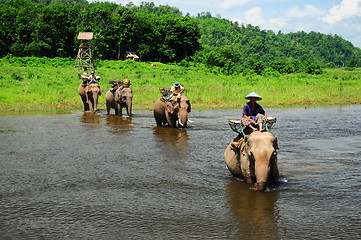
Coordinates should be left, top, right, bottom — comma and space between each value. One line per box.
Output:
241, 91, 268, 131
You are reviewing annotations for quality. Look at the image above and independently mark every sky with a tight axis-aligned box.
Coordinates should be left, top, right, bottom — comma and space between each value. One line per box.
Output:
104, 0, 361, 48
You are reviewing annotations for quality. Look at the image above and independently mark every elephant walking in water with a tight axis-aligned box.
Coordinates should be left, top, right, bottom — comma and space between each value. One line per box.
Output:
224, 131, 279, 191
153, 95, 191, 128
78, 83, 101, 112
106, 87, 132, 116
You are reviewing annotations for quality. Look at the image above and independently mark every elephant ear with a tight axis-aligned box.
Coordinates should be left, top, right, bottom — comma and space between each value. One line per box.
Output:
273, 137, 279, 150
245, 140, 253, 156
186, 100, 191, 113
179, 96, 191, 113
114, 89, 121, 101
166, 102, 175, 114
240, 140, 247, 155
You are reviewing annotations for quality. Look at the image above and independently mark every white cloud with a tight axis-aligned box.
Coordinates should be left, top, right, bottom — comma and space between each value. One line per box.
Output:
322, 0, 361, 24
286, 4, 325, 19
269, 18, 287, 29
218, 0, 252, 9
243, 7, 287, 30
244, 7, 264, 25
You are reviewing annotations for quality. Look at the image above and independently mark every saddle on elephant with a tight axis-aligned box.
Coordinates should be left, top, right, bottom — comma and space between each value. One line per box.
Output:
158, 87, 184, 102
109, 80, 123, 93
109, 77, 132, 93
159, 87, 172, 98
228, 117, 277, 150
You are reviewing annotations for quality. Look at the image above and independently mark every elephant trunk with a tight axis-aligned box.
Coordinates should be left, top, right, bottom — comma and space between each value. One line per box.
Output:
253, 151, 272, 191
253, 181, 267, 191
126, 99, 132, 116
178, 109, 188, 128
92, 92, 99, 112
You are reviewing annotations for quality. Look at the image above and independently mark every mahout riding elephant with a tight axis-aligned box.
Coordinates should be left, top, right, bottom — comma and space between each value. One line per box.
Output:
224, 131, 279, 191
78, 83, 101, 112
153, 95, 191, 128
114, 87, 132, 116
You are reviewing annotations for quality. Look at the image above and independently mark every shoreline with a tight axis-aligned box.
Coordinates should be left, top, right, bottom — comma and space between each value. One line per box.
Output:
1, 103, 360, 116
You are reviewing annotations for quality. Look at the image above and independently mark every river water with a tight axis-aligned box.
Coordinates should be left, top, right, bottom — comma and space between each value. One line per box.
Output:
0, 105, 360, 239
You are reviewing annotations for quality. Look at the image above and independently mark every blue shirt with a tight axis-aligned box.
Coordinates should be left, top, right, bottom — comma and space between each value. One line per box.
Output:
242, 102, 265, 119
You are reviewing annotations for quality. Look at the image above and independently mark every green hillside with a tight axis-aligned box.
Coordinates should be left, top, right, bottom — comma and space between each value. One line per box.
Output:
0, 0, 360, 69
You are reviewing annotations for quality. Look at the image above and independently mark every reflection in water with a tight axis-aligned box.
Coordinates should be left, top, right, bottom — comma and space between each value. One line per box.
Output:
225, 178, 279, 240
152, 127, 189, 159
153, 127, 189, 148
80, 112, 101, 127
105, 115, 134, 134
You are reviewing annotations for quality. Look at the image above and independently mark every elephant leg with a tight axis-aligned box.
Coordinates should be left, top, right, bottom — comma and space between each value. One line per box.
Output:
88, 99, 94, 112
106, 103, 110, 115
115, 102, 121, 116
119, 104, 123, 116
155, 119, 162, 126
84, 101, 89, 111
81, 95, 89, 111
154, 111, 165, 125
165, 111, 176, 127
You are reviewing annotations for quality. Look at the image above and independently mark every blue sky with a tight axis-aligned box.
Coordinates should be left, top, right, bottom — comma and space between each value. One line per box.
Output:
104, 0, 361, 48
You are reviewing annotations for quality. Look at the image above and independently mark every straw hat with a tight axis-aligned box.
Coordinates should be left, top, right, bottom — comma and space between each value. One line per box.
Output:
245, 91, 262, 100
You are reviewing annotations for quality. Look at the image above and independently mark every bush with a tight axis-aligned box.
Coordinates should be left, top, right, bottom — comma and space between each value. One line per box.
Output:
262, 67, 281, 77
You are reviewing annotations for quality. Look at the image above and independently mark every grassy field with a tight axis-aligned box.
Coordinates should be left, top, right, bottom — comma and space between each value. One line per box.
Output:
0, 57, 360, 113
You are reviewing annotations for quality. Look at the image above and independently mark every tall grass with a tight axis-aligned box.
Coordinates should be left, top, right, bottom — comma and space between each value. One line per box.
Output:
0, 57, 360, 113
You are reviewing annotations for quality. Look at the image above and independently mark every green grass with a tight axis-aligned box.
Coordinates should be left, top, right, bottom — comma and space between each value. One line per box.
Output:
0, 57, 360, 113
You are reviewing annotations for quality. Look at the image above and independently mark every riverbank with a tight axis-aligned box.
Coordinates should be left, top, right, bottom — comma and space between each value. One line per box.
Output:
1, 58, 360, 113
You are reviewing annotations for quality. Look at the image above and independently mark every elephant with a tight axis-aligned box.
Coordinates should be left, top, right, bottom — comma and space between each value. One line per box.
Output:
224, 131, 279, 191
153, 95, 191, 128
78, 83, 101, 112
105, 87, 132, 116
114, 87, 132, 116
105, 89, 119, 115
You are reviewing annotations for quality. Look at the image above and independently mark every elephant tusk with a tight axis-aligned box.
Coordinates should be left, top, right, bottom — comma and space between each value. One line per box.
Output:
179, 119, 184, 126
188, 118, 194, 123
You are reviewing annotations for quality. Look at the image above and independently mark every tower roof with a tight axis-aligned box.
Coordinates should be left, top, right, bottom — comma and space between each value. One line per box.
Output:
77, 32, 94, 40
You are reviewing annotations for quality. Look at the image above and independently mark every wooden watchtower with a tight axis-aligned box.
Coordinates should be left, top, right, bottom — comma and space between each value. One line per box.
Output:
74, 32, 94, 73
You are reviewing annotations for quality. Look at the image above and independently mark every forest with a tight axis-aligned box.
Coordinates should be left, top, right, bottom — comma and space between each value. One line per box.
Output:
1, 0, 361, 76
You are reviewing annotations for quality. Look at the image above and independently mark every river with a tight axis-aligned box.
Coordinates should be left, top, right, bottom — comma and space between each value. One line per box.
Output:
0, 105, 360, 239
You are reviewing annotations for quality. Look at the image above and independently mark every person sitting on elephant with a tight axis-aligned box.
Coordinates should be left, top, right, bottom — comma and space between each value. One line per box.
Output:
109, 80, 123, 93
109, 77, 132, 92
241, 91, 268, 132
88, 71, 101, 84
82, 71, 100, 85
168, 82, 185, 101
122, 77, 132, 88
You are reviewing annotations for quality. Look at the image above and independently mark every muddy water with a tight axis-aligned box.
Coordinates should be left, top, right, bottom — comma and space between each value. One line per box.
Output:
0, 105, 360, 239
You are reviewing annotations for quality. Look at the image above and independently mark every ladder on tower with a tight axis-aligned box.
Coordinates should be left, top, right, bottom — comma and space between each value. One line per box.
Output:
74, 32, 94, 73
